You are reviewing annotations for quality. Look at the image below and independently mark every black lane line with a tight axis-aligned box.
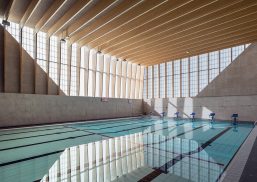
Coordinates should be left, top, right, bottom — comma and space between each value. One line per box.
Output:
79, 119, 166, 131
138, 127, 232, 182
0, 121, 170, 151
146, 145, 224, 167
0, 117, 141, 136
74, 117, 144, 127
0, 133, 96, 152
0, 122, 200, 168
0, 126, 66, 136
0, 129, 83, 142
145, 125, 205, 146
86, 122, 179, 135
0, 150, 63, 167
0, 119, 161, 142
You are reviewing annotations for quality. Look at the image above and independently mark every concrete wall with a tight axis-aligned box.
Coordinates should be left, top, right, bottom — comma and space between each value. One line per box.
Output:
0, 93, 143, 128
0, 25, 4, 92
35, 64, 48, 94
4, 30, 20, 93
21, 49, 35, 94
144, 43, 257, 122
198, 43, 257, 97
144, 96, 257, 122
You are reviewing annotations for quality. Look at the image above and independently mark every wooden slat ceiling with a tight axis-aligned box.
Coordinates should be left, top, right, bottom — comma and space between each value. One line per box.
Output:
2, 0, 257, 66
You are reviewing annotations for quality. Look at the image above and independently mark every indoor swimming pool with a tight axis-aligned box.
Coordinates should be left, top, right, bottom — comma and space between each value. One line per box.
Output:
0, 117, 254, 182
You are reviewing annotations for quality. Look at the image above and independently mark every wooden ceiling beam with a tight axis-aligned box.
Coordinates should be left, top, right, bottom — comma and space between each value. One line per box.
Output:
105, 0, 252, 55
136, 27, 257, 63
3, 0, 16, 21
77, 0, 166, 46
35, 0, 67, 32
136, 31, 257, 65
127, 16, 257, 60
115, 9, 257, 59
67, 0, 117, 38
96, 0, 241, 51
133, 24, 257, 64
48, 0, 92, 36
110, 1, 257, 57
86, 0, 192, 48
20, 0, 41, 28
70, 0, 141, 43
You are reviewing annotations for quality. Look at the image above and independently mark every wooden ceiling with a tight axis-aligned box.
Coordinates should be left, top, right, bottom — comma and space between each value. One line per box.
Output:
1, 0, 257, 66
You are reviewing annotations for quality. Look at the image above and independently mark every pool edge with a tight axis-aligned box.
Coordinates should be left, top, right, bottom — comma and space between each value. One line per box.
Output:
220, 123, 257, 182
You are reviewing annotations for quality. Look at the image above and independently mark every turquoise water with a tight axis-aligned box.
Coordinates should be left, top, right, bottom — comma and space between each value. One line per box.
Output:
0, 117, 253, 182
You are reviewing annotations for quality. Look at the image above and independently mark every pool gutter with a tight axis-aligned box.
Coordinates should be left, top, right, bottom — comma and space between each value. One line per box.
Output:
220, 123, 257, 182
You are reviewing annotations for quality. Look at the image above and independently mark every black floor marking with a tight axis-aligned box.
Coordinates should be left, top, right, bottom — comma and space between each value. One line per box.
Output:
138, 127, 231, 182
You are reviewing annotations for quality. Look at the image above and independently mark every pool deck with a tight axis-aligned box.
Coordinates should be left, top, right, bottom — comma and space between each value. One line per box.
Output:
221, 124, 257, 182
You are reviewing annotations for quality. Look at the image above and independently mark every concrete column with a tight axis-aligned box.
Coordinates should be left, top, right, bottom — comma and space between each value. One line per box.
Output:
0, 25, 4, 92
207, 53, 210, 84
179, 59, 182, 97
218, 50, 221, 73
85, 48, 89, 96
101, 54, 104, 97
197, 55, 199, 94
105, 55, 110, 98
119, 60, 122, 98
46, 35, 50, 94
172, 61, 174, 98
77, 46, 81, 96
187, 58, 191, 97
146, 66, 148, 99
57, 39, 61, 95
67, 43, 71, 96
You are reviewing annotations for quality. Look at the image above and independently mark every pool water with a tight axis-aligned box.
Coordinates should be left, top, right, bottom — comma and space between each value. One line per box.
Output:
0, 117, 254, 182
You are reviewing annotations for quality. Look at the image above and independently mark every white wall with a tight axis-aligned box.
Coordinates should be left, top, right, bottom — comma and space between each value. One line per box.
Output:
0, 93, 143, 128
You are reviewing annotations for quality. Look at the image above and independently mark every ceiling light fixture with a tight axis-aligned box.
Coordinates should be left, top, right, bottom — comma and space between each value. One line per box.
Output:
60, 38, 66, 43
2, 20, 10, 26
